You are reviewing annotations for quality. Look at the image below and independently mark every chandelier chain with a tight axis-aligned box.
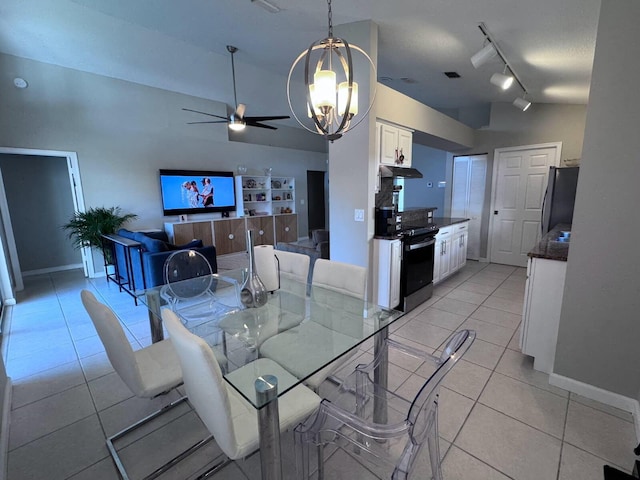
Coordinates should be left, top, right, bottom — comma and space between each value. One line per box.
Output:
327, 0, 333, 37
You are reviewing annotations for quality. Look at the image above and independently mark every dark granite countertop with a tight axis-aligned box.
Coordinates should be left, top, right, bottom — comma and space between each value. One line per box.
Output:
528, 224, 572, 261
433, 217, 470, 229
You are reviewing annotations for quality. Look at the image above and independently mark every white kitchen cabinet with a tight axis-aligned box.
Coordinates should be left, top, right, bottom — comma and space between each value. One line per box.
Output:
520, 256, 567, 373
451, 221, 469, 273
373, 238, 402, 309
376, 121, 413, 167
433, 226, 452, 284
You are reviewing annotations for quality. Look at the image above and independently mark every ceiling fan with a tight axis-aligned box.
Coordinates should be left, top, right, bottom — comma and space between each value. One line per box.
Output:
183, 45, 290, 131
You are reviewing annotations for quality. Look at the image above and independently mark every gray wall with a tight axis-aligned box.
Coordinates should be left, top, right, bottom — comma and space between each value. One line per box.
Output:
459, 103, 588, 258
0, 154, 79, 272
403, 144, 447, 215
0, 53, 328, 274
554, 0, 640, 399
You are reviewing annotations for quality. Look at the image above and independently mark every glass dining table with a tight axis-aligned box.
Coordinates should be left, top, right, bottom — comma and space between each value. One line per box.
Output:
139, 268, 405, 480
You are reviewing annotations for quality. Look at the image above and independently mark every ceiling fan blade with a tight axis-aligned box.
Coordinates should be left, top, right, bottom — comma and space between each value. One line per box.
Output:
182, 108, 229, 120
244, 115, 290, 122
235, 103, 246, 119
187, 120, 229, 124
245, 120, 278, 130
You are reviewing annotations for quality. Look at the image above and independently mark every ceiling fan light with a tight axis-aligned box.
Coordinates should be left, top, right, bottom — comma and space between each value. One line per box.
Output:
470, 43, 497, 68
490, 72, 514, 90
338, 81, 358, 116
228, 119, 246, 131
513, 96, 532, 111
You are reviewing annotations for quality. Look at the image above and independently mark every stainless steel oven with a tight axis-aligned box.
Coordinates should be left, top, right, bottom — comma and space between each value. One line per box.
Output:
400, 229, 438, 312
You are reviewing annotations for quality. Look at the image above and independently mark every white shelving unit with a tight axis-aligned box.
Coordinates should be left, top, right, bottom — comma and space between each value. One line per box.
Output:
235, 175, 295, 217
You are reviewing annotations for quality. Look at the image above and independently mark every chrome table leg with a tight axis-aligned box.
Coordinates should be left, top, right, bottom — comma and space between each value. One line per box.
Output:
255, 375, 282, 480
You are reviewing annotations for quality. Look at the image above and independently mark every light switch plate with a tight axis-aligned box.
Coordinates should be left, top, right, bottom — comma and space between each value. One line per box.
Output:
354, 209, 364, 222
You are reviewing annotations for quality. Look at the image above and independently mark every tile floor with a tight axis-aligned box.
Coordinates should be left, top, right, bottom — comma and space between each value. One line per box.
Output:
2, 261, 637, 479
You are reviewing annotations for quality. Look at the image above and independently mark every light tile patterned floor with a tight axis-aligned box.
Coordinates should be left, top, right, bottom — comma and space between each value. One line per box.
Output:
2, 261, 637, 479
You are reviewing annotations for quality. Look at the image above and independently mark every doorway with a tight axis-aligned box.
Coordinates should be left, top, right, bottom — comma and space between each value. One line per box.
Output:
0, 147, 89, 304
307, 170, 327, 237
489, 142, 562, 266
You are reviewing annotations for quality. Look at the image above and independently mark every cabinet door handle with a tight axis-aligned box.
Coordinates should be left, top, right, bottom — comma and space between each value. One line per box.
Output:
228, 234, 234, 240
285, 227, 290, 232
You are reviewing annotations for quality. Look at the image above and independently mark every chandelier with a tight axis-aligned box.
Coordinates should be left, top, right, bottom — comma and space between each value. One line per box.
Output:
286, 0, 376, 141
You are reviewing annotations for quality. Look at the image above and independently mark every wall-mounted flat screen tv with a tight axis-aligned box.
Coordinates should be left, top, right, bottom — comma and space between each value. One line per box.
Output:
159, 169, 236, 216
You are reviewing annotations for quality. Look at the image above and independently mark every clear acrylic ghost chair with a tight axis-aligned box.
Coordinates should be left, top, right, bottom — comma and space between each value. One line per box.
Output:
295, 329, 476, 480
161, 308, 321, 474
80, 290, 213, 480
161, 250, 237, 354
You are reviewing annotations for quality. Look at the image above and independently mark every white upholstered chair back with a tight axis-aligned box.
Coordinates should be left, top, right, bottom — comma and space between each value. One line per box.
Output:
81, 290, 145, 397
161, 308, 239, 458
312, 259, 367, 300
275, 249, 310, 284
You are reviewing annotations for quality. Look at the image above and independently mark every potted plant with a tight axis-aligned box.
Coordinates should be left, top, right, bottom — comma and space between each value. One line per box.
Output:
62, 206, 137, 268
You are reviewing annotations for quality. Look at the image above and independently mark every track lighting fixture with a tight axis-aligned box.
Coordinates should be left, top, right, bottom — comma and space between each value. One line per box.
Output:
470, 43, 497, 69
473, 23, 533, 111
513, 96, 532, 111
490, 69, 514, 90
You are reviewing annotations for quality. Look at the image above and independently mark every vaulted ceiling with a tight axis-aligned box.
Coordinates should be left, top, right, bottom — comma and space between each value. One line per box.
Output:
1, 0, 600, 126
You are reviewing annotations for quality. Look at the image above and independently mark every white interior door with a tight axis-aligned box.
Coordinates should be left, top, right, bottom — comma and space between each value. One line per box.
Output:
490, 143, 561, 266
452, 154, 487, 260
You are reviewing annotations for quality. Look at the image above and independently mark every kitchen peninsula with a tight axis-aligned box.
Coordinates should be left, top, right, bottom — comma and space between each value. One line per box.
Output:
520, 224, 571, 373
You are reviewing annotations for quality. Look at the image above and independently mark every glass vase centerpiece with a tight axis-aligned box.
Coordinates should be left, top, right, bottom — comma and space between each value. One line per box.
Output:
240, 230, 268, 308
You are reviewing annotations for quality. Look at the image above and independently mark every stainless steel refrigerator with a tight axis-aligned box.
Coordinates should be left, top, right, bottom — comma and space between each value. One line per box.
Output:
541, 166, 580, 235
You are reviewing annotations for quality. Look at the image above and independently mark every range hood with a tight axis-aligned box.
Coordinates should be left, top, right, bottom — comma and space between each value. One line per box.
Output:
379, 165, 424, 179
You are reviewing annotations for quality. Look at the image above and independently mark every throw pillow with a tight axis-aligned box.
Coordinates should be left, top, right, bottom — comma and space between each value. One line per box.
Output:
132, 232, 168, 253
117, 229, 137, 240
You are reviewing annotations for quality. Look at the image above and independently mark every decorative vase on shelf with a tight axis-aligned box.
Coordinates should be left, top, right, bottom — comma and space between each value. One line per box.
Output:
240, 230, 268, 308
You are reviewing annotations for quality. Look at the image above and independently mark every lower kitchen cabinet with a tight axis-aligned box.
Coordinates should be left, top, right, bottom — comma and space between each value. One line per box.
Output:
520, 256, 567, 373
434, 221, 469, 284
274, 214, 298, 243
373, 239, 402, 309
434, 226, 452, 284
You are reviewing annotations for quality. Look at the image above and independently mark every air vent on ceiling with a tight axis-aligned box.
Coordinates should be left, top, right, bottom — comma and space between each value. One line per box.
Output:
379, 76, 393, 82
444, 71, 461, 78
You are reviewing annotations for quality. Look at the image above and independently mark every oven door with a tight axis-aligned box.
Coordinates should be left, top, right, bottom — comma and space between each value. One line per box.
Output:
401, 234, 436, 297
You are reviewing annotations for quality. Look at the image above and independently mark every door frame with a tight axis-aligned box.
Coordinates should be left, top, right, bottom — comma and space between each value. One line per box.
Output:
488, 142, 562, 265
0, 147, 90, 299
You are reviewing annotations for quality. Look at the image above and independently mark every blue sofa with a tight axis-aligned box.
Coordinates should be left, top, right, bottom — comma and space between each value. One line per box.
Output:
112, 229, 218, 290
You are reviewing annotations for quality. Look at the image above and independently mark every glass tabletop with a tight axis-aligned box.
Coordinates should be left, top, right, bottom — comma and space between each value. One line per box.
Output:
140, 268, 404, 409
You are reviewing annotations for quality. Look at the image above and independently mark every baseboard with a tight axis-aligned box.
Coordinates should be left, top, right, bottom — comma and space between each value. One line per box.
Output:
0, 377, 12, 480
550, 373, 640, 442
478, 257, 489, 263
22, 263, 83, 277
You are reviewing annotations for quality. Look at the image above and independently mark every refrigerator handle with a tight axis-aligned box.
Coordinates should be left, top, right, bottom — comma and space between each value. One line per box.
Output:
541, 186, 548, 235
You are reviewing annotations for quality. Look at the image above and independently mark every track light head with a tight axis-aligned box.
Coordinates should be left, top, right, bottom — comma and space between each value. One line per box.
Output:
490, 72, 514, 90
513, 96, 532, 111
470, 43, 497, 68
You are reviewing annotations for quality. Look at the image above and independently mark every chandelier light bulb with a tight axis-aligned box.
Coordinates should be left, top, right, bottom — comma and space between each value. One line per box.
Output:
338, 81, 358, 116
313, 70, 337, 110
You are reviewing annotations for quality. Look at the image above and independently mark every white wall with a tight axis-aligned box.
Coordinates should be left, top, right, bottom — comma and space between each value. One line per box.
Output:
554, 0, 640, 399
0, 53, 328, 274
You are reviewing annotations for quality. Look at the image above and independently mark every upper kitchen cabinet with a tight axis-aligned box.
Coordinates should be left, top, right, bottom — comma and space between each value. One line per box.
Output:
376, 121, 413, 167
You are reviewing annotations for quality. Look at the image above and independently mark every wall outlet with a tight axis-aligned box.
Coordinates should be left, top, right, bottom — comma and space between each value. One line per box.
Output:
354, 209, 365, 222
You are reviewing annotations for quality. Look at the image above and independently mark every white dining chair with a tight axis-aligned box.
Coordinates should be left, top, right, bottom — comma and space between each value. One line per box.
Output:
80, 290, 212, 480
161, 308, 321, 473
275, 249, 311, 284
296, 330, 476, 480
260, 259, 367, 391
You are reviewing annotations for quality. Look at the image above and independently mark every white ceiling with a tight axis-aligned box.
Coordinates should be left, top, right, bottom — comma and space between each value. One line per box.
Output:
1, 0, 601, 123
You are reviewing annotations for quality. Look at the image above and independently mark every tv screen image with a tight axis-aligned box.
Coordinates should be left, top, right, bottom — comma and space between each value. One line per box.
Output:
159, 169, 236, 215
